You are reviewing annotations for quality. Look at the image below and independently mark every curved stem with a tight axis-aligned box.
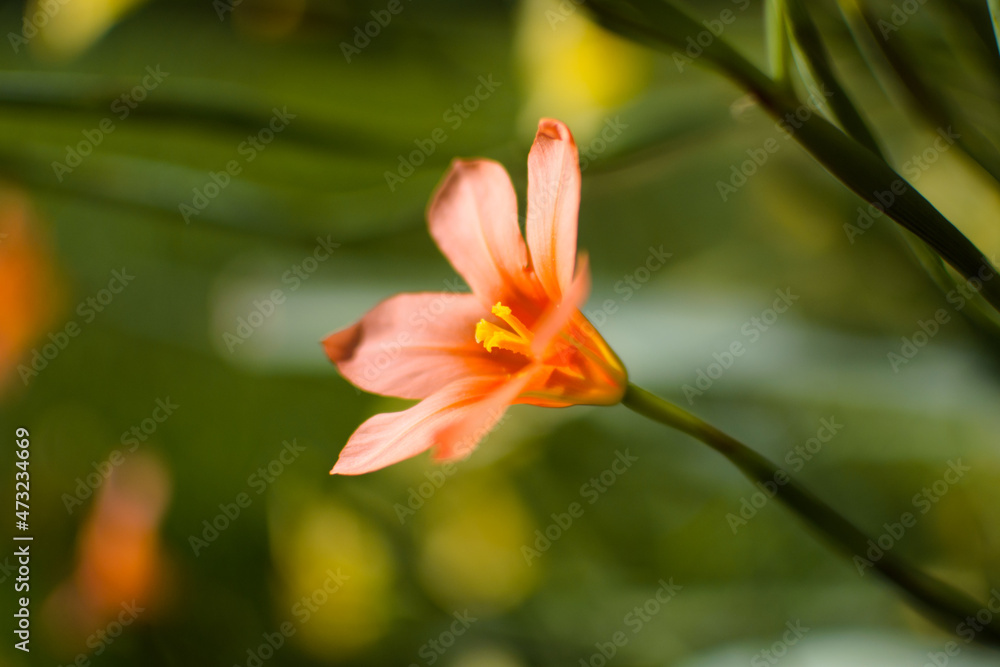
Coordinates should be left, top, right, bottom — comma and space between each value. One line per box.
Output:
621, 382, 1000, 646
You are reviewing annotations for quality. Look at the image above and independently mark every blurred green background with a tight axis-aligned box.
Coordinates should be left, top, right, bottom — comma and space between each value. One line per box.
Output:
2, 0, 1000, 665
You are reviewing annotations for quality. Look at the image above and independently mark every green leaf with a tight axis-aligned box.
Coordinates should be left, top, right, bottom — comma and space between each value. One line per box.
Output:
583, 0, 1000, 312
765, 0, 793, 89
837, 0, 1000, 186
782, 0, 882, 157
984, 0, 1000, 60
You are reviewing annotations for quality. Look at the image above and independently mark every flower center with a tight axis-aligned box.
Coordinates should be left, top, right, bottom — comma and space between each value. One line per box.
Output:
475, 302, 534, 357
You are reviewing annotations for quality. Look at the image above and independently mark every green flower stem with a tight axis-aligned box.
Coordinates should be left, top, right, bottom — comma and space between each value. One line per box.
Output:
621, 382, 1000, 646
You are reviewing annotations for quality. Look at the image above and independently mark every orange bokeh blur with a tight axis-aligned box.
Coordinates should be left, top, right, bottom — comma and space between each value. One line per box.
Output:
0, 187, 59, 397
43, 454, 172, 653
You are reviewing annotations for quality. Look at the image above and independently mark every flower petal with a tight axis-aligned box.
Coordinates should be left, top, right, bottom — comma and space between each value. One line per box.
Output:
330, 376, 508, 475
427, 159, 532, 305
433, 363, 548, 462
526, 118, 581, 300
530, 254, 591, 357
324, 292, 506, 400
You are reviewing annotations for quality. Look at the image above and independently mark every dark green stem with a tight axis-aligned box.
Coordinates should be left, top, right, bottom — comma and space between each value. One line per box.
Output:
622, 382, 1000, 646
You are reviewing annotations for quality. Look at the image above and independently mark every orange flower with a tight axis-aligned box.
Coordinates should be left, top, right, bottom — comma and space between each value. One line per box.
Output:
325, 119, 626, 475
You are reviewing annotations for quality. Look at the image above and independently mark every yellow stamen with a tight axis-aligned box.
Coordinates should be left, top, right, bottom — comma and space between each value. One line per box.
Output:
475, 302, 534, 357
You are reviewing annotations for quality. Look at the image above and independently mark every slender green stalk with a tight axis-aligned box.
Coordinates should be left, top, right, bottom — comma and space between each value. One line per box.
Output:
622, 382, 1000, 646
764, 0, 792, 91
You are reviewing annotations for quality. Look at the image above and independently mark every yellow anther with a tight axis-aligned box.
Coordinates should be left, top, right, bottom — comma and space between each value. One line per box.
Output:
476, 302, 534, 357
491, 302, 533, 339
